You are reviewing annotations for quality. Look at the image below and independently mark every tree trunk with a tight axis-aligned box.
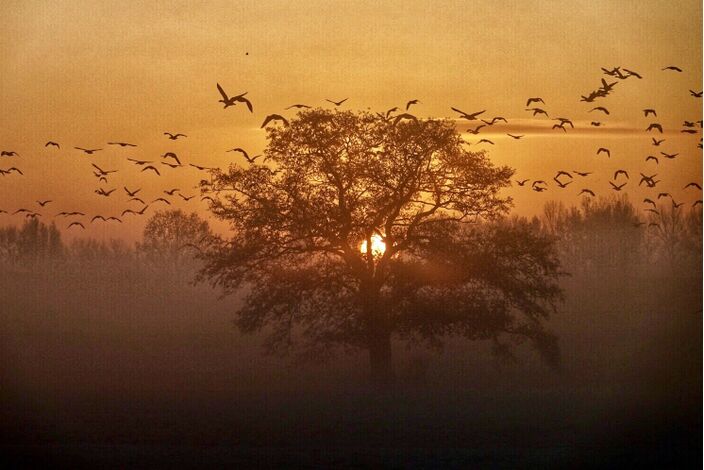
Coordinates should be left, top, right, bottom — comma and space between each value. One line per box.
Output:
368, 324, 394, 387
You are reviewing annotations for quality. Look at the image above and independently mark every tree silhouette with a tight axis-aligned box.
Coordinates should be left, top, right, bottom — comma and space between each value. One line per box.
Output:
200, 109, 563, 385
138, 209, 211, 271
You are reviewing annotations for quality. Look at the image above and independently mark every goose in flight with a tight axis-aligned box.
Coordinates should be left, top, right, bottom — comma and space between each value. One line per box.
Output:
579, 189, 595, 197
555, 170, 572, 180
515, 179, 529, 186
45, 141, 60, 148
91, 163, 117, 176
164, 132, 187, 140
552, 123, 567, 132
590, 122, 601, 127
623, 69, 642, 79
393, 113, 418, 125
651, 138, 665, 146
646, 123, 663, 133
466, 124, 485, 134
525, 107, 549, 117
128, 197, 145, 205
164, 188, 180, 196
75, 147, 102, 154
693, 200, 703, 208
325, 98, 348, 106
681, 129, 697, 134
554, 179, 572, 189
610, 181, 626, 191
672, 201, 684, 209
643, 109, 657, 117
596, 147, 610, 158
216, 84, 253, 112
660, 151, 678, 159
406, 99, 420, 110
573, 171, 592, 177
285, 104, 311, 110
127, 158, 153, 165
481, 116, 507, 125
91, 215, 107, 223
506, 134, 524, 140
162, 152, 181, 165
662, 66, 682, 72
451, 107, 485, 120
476, 138, 494, 145
684, 182, 702, 190
161, 161, 181, 168
36, 200, 52, 207
690, 90, 703, 98
179, 194, 195, 201
124, 187, 141, 197
657, 192, 672, 199
0, 167, 23, 175
590, 107, 609, 115
613, 170, 629, 180
261, 114, 289, 128
141, 165, 161, 175
68, 222, 85, 229
1, 151, 20, 157
555, 117, 574, 128
95, 188, 116, 197
525, 97, 544, 106
228, 148, 261, 163
643, 198, 656, 208
645, 155, 659, 164
107, 142, 137, 147
152, 197, 171, 205
189, 163, 215, 171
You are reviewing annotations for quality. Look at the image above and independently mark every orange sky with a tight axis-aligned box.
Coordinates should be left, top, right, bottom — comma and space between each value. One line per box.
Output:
0, 0, 702, 241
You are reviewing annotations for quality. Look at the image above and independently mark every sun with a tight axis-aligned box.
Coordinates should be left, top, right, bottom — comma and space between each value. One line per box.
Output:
360, 233, 386, 257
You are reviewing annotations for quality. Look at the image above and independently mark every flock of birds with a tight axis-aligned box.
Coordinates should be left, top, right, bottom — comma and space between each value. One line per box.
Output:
0, 66, 702, 233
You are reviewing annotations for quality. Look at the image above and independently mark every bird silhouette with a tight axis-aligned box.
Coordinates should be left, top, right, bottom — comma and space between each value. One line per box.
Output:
216, 84, 253, 112
657, 192, 672, 199
161, 162, 181, 168
95, 188, 116, 197
552, 123, 566, 132
285, 104, 311, 110
526, 107, 549, 117
579, 189, 596, 197
162, 152, 181, 165
91, 163, 117, 176
554, 179, 572, 189
573, 171, 592, 177
515, 179, 529, 186
681, 129, 697, 134
164, 132, 187, 140
325, 98, 348, 106
481, 116, 507, 125
189, 163, 215, 171
555, 171, 572, 179
1, 151, 20, 157
68, 222, 85, 229
662, 66, 682, 72
660, 151, 678, 159
506, 134, 524, 140
406, 99, 420, 110
152, 197, 171, 205
643, 109, 657, 117
645, 155, 659, 164
525, 97, 544, 106
127, 158, 153, 165
228, 148, 261, 163
179, 194, 195, 201
36, 200, 52, 207
451, 108, 485, 120
141, 165, 161, 175
684, 182, 702, 190
590, 122, 601, 127
693, 200, 703, 208
45, 141, 60, 149
651, 138, 665, 146
74, 147, 102, 154
643, 198, 656, 208
261, 114, 289, 128
590, 107, 609, 115
614, 170, 629, 180
597, 147, 610, 158
107, 142, 137, 147
623, 69, 642, 79
0, 167, 23, 176
466, 124, 485, 134
124, 187, 141, 197
164, 188, 180, 196
128, 197, 145, 205
394, 113, 418, 125
646, 123, 663, 133
91, 215, 106, 223
690, 90, 703, 98
476, 139, 494, 145
610, 181, 626, 191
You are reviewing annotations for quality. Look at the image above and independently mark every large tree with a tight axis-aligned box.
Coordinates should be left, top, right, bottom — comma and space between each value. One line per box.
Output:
200, 109, 562, 385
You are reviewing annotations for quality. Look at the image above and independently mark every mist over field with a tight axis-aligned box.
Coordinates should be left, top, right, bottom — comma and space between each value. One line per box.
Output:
0, 199, 700, 468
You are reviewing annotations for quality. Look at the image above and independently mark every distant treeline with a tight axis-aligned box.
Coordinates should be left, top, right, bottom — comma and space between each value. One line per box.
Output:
0, 199, 700, 273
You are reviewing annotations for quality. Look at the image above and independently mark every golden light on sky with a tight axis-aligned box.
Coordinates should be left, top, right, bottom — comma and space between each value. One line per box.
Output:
0, 0, 701, 240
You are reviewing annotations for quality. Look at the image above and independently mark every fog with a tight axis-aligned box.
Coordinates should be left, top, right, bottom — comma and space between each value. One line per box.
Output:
1, 199, 700, 468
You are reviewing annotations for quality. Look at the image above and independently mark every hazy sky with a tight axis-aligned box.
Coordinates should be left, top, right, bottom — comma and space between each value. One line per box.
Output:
0, 0, 701, 240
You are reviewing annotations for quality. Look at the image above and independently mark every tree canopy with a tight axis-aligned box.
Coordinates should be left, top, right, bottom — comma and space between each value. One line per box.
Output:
199, 109, 563, 383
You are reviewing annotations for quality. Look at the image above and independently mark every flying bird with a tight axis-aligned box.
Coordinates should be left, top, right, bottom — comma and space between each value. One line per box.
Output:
651, 138, 665, 146
285, 104, 311, 110
394, 113, 418, 125
597, 147, 610, 158
107, 142, 137, 147
325, 98, 348, 106
645, 155, 659, 164
662, 66, 682, 72
36, 200, 52, 207
161, 162, 181, 168
68, 222, 85, 229
579, 189, 595, 197
261, 114, 289, 128
573, 171, 592, 177
74, 147, 102, 154
127, 158, 153, 165
476, 139, 494, 145
45, 141, 60, 148
643, 109, 657, 117
164, 188, 180, 196
526, 107, 549, 117
152, 197, 171, 205
216, 84, 253, 112
506, 134, 524, 140
162, 152, 181, 165
646, 123, 663, 133
684, 182, 702, 190
229, 148, 261, 163
660, 152, 678, 159
610, 181, 626, 191
690, 90, 703, 98
406, 99, 420, 110
515, 179, 529, 186
141, 165, 161, 175
590, 107, 609, 115
451, 107, 485, 120
525, 97, 544, 106
1, 151, 20, 157
614, 170, 629, 180
466, 124, 485, 134
124, 187, 141, 197
179, 194, 195, 201
164, 132, 187, 140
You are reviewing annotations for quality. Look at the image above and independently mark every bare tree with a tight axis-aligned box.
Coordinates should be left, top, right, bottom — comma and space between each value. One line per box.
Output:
199, 109, 563, 385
